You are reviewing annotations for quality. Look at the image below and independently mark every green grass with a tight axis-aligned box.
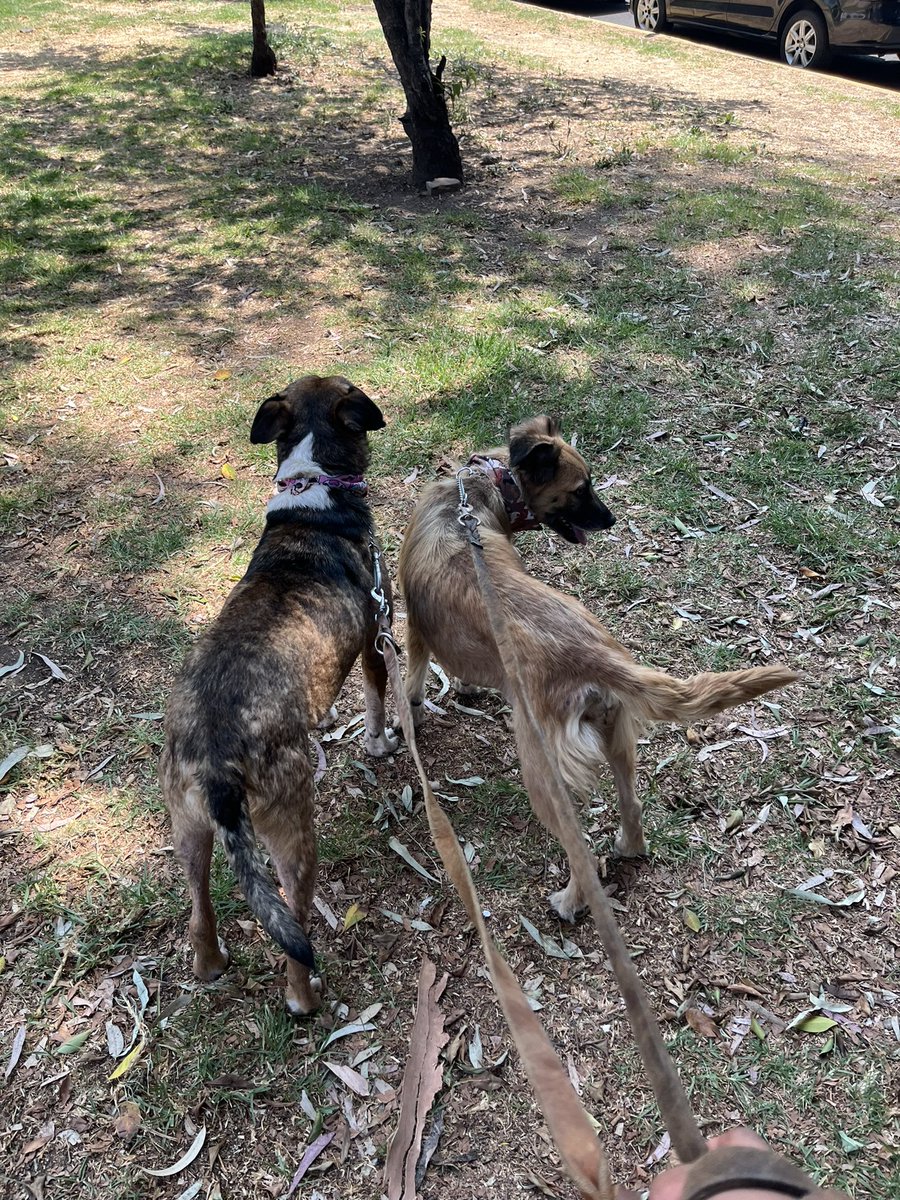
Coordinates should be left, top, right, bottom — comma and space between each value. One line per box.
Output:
552, 169, 615, 207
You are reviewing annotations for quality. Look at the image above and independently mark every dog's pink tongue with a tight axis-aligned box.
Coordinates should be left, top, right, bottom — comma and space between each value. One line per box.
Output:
573, 526, 587, 545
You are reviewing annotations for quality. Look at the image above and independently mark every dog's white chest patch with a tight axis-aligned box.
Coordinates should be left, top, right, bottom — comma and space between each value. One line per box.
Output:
268, 432, 334, 513
275, 433, 320, 482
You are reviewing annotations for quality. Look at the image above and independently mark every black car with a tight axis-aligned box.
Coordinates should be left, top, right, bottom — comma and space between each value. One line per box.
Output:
632, 0, 900, 68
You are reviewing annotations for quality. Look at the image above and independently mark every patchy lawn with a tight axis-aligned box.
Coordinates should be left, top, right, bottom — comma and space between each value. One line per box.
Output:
1, 1, 898, 1198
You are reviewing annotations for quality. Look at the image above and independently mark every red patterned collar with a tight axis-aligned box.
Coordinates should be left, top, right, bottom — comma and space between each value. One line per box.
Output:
467, 454, 541, 533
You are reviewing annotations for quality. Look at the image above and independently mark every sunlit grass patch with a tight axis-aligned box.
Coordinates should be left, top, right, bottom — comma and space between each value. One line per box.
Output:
552, 168, 615, 207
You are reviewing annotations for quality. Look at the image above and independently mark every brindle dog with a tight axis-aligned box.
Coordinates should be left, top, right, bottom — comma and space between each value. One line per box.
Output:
160, 375, 396, 1015
398, 416, 796, 920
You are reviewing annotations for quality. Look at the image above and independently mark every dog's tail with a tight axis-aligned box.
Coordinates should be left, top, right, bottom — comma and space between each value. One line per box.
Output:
617, 662, 798, 725
206, 771, 315, 970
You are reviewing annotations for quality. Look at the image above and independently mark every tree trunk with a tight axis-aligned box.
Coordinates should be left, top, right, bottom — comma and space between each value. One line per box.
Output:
250, 0, 277, 77
372, 0, 463, 189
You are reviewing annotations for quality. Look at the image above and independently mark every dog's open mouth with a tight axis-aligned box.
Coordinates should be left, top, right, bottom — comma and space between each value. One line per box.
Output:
547, 516, 589, 545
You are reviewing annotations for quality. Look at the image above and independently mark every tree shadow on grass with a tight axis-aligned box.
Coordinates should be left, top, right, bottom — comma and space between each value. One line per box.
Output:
1, 24, 895, 594
1, 21, 891, 439
1, 25, 865, 364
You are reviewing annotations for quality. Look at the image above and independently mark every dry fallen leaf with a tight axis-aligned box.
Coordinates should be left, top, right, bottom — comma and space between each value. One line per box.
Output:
108, 1037, 146, 1081
142, 1126, 206, 1177
683, 909, 701, 933
685, 1008, 720, 1040
213, 369, 231, 381
383, 957, 449, 1200
220, 463, 236, 480
113, 1101, 141, 1142
343, 903, 366, 931
324, 1062, 370, 1096
35, 654, 68, 681
23, 1123, 55, 1156
387, 837, 440, 884
0, 746, 29, 785
5, 1025, 26, 1080
285, 1132, 335, 1198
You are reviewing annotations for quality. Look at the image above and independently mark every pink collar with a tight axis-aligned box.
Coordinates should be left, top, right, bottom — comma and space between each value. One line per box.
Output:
467, 455, 541, 533
275, 473, 368, 497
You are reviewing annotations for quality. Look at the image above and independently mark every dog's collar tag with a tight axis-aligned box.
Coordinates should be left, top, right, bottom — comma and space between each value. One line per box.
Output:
275, 473, 368, 497
467, 455, 541, 533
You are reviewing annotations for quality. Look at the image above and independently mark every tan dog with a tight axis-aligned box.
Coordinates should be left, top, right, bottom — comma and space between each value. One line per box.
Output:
160, 375, 396, 1015
398, 416, 797, 920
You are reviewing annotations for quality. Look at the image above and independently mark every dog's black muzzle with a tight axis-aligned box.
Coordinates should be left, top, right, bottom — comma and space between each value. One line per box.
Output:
545, 494, 615, 545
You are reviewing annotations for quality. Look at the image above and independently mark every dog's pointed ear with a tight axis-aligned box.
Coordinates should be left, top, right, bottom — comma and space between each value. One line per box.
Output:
332, 380, 386, 434
509, 417, 561, 485
250, 393, 291, 444
509, 415, 560, 443
510, 439, 561, 484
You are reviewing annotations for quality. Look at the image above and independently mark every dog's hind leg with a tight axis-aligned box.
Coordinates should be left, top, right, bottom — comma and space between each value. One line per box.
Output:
171, 796, 229, 981
452, 678, 488, 699
403, 618, 430, 729
255, 800, 321, 1017
603, 711, 646, 857
317, 705, 339, 730
362, 632, 400, 756
515, 718, 598, 922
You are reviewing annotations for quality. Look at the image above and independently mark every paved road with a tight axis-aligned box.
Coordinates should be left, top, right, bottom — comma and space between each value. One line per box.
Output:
517, 0, 900, 91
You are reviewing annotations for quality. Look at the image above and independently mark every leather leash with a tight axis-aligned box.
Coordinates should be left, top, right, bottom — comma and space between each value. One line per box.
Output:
370, 544, 615, 1200
452, 468, 708, 1164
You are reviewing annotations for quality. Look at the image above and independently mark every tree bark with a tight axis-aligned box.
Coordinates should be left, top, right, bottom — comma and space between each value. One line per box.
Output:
372, 0, 463, 189
250, 0, 277, 77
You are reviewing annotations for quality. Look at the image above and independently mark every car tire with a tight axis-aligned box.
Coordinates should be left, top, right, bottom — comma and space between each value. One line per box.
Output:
633, 0, 670, 32
780, 9, 832, 68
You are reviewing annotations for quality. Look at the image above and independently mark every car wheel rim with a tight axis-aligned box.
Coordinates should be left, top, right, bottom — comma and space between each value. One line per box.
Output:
785, 20, 817, 66
636, 0, 660, 29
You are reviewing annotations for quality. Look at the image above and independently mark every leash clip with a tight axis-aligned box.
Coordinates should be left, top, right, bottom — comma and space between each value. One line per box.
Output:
456, 468, 483, 546
369, 539, 391, 622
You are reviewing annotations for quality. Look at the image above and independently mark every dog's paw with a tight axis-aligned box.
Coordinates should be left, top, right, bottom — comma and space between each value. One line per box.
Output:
452, 678, 486, 698
365, 726, 399, 757
285, 974, 322, 1018
193, 938, 229, 982
548, 884, 585, 924
613, 828, 648, 858
317, 705, 339, 731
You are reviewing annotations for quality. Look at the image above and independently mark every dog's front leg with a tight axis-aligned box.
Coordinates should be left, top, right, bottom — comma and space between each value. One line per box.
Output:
362, 636, 399, 756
